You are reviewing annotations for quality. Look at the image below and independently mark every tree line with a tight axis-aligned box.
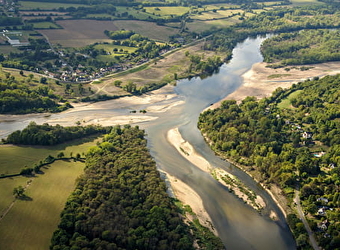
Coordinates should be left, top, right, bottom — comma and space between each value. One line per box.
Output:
4, 122, 110, 146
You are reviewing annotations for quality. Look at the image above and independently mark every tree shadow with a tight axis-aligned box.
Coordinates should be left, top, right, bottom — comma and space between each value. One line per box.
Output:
18, 195, 33, 201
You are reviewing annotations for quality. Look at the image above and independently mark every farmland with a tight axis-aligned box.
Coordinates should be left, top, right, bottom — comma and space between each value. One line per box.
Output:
18, 1, 88, 10
37, 19, 119, 47
0, 136, 101, 249
113, 20, 179, 42
0, 160, 85, 250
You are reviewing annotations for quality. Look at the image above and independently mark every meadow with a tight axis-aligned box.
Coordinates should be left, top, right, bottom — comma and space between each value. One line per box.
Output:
31, 21, 60, 29
0, 160, 85, 250
277, 90, 302, 109
0, 136, 101, 249
144, 6, 190, 16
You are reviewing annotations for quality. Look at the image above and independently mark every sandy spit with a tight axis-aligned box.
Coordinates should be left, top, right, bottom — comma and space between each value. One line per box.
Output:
165, 127, 267, 233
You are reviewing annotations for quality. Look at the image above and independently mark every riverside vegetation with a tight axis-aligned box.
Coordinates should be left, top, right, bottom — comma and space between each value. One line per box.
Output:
198, 74, 340, 249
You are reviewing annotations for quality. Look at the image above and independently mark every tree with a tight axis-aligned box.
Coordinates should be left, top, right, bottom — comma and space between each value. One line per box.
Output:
40, 77, 47, 84
57, 152, 65, 158
13, 186, 25, 198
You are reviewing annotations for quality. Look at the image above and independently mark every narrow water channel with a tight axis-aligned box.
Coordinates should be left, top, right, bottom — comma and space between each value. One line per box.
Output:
0, 36, 296, 249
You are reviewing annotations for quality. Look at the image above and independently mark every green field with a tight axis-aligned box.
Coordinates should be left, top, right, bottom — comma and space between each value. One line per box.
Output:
95, 43, 137, 54
290, 0, 323, 5
144, 6, 190, 16
186, 18, 237, 32
31, 21, 60, 29
0, 135, 101, 175
192, 9, 240, 21
0, 160, 85, 250
18, 1, 88, 10
0, 136, 101, 249
277, 90, 302, 109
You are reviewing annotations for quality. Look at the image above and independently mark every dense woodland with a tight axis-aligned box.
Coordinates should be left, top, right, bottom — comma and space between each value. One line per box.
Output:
261, 29, 340, 67
198, 75, 340, 249
50, 125, 224, 250
4, 122, 110, 145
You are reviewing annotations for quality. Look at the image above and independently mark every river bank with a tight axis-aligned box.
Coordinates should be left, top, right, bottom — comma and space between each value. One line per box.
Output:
210, 61, 340, 108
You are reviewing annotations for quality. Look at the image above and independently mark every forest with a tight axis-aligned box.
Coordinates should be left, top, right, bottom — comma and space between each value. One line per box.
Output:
50, 125, 224, 250
198, 74, 340, 249
4, 122, 110, 145
261, 29, 340, 67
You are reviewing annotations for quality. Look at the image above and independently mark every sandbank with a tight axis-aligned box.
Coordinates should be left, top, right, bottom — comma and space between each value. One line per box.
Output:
210, 61, 340, 109
166, 127, 267, 232
166, 173, 217, 234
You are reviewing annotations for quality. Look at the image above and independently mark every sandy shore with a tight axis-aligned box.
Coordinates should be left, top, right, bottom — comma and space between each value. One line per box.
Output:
210, 61, 340, 109
165, 127, 267, 233
166, 173, 217, 234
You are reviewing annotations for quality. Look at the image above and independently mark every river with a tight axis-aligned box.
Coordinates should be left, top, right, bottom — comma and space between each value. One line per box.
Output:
0, 36, 296, 249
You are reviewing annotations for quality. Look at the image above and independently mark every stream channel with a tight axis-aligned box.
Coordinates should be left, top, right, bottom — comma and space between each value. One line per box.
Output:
0, 36, 296, 249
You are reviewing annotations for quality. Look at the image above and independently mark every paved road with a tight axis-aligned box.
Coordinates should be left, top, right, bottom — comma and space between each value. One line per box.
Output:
294, 189, 320, 250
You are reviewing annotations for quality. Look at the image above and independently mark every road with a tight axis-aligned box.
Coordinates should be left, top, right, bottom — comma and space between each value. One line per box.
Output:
294, 189, 320, 250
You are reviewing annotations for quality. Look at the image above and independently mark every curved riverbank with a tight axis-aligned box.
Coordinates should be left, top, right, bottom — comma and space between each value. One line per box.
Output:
166, 127, 267, 227
209, 61, 340, 108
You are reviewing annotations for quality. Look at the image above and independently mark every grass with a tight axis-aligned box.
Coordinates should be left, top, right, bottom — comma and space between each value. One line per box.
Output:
193, 9, 239, 21
144, 6, 190, 16
186, 19, 237, 33
0, 136, 101, 249
0, 135, 101, 175
290, 0, 323, 6
277, 90, 302, 109
95, 44, 137, 56
267, 73, 291, 79
31, 21, 60, 29
0, 160, 85, 250
18, 1, 88, 10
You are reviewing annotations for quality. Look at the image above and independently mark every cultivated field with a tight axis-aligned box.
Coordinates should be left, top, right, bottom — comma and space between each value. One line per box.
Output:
186, 18, 239, 33
193, 9, 240, 21
18, 1, 88, 10
38, 20, 119, 47
290, 0, 323, 5
144, 6, 190, 16
113, 20, 179, 42
32, 21, 60, 29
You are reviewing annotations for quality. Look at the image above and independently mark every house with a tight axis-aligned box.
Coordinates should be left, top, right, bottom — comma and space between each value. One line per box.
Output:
317, 197, 329, 203
317, 220, 329, 231
313, 152, 325, 158
317, 207, 326, 216
302, 131, 313, 139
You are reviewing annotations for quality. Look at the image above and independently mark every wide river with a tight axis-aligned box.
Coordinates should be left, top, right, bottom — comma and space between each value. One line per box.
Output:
0, 36, 296, 249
